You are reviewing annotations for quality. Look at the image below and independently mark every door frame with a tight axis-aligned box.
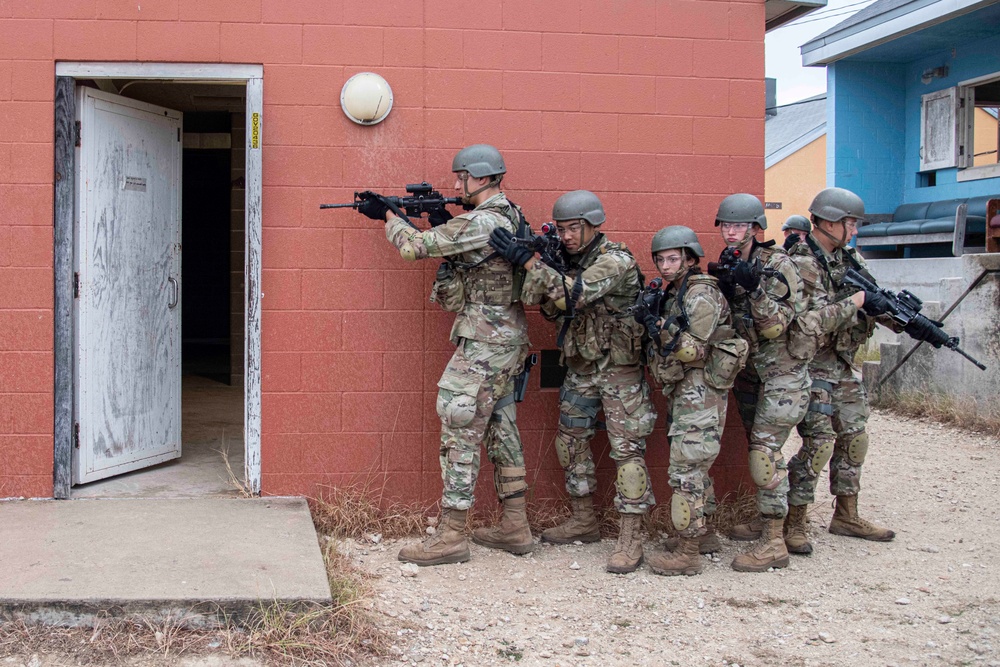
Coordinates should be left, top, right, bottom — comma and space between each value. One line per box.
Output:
53, 62, 264, 498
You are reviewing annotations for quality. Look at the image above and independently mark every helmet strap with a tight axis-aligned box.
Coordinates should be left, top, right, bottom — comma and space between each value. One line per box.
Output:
814, 220, 847, 249
461, 175, 503, 204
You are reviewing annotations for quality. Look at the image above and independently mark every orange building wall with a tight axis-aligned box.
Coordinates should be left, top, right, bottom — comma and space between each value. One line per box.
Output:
973, 107, 999, 168
763, 134, 826, 243
0, 0, 764, 504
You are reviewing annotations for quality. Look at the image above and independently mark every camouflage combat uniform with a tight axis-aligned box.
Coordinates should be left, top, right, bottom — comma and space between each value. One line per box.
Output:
786, 238, 880, 505
648, 271, 747, 537
385, 193, 530, 510
521, 234, 656, 514
729, 242, 809, 519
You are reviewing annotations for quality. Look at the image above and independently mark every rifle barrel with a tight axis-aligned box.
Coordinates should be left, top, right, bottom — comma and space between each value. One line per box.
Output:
319, 203, 359, 209
948, 341, 987, 370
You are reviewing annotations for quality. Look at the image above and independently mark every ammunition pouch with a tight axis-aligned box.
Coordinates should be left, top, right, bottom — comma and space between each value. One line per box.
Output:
703, 326, 749, 390
430, 261, 465, 313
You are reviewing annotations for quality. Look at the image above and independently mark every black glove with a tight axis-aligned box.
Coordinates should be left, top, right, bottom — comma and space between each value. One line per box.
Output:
642, 313, 661, 336
861, 290, 889, 316
489, 227, 534, 267
783, 234, 800, 251
904, 317, 946, 347
428, 206, 454, 227
356, 193, 390, 221
732, 259, 760, 291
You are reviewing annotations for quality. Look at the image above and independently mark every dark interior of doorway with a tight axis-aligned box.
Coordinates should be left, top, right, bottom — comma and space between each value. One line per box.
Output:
182, 112, 232, 384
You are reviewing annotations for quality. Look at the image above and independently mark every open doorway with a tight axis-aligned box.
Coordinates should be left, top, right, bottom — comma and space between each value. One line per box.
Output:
53, 64, 263, 499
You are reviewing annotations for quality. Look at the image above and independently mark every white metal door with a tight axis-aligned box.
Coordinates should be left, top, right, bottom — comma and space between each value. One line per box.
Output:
73, 87, 182, 485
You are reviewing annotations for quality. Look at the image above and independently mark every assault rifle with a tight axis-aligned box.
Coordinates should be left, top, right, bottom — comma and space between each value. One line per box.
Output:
512, 222, 569, 273
707, 245, 791, 300
623, 277, 688, 356
320, 182, 471, 225
843, 268, 986, 370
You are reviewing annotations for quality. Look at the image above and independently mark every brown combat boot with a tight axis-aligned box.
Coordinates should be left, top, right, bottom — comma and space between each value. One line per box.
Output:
541, 495, 601, 544
828, 495, 895, 542
731, 518, 790, 572
647, 534, 703, 576
729, 514, 765, 541
784, 504, 813, 555
398, 509, 470, 566
606, 513, 644, 574
663, 525, 721, 554
471, 496, 534, 555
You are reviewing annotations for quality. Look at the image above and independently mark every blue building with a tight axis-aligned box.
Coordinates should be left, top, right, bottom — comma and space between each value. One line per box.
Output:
802, 0, 1000, 257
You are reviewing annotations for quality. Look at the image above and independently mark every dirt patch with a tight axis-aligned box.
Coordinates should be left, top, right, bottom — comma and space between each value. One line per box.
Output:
348, 410, 1000, 667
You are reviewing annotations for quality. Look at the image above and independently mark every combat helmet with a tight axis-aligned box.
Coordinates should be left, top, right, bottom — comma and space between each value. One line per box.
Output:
781, 214, 812, 233
451, 144, 506, 178
809, 187, 866, 223
715, 193, 767, 229
552, 190, 606, 226
651, 226, 704, 257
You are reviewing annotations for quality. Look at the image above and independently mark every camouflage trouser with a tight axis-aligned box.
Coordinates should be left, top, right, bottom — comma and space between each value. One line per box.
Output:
733, 362, 810, 519
788, 358, 869, 506
436, 338, 529, 511
667, 368, 728, 537
555, 364, 657, 514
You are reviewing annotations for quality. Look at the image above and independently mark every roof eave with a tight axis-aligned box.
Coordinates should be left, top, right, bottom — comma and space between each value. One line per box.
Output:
766, 0, 829, 32
765, 123, 827, 169
801, 0, 996, 66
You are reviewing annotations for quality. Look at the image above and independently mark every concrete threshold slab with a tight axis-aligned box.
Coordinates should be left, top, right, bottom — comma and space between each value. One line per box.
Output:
0, 497, 332, 627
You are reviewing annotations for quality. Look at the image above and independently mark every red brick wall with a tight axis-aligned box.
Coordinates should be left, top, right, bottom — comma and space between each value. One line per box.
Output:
0, 0, 764, 503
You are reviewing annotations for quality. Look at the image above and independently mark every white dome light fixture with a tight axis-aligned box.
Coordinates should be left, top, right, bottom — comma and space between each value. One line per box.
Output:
340, 72, 393, 125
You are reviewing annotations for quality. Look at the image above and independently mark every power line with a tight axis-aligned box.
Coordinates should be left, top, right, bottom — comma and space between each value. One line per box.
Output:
792, 0, 874, 20
788, 2, 878, 26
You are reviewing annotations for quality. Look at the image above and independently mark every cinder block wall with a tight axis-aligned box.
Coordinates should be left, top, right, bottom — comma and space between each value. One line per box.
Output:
0, 0, 764, 503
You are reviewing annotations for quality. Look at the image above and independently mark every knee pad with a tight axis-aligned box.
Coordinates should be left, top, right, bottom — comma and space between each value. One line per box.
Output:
748, 445, 781, 491
615, 460, 649, 501
843, 431, 868, 465
554, 435, 571, 468
671, 494, 691, 531
809, 438, 834, 475
494, 465, 527, 499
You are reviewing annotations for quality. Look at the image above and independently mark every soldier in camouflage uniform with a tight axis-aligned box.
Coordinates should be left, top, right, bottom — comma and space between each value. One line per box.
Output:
490, 190, 656, 574
783, 187, 896, 554
710, 194, 809, 573
782, 215, 812, 250
641, 227, 748, 577
358, 144, 532, 566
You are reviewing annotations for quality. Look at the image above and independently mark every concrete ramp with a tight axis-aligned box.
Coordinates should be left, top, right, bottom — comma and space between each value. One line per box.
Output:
0, 497, 332, 626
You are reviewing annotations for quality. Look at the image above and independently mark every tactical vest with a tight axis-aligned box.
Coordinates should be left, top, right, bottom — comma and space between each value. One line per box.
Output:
451, 198, 522, 306
650, 273, 748, 391
729, 244, 787, 354
561, 237, 645, 366
801, 238, 876, 357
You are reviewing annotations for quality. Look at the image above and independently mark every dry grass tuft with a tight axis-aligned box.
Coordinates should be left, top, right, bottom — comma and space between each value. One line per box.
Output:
873, 386, 1000, 438
310, 481, 427, 541
215, 430, 254, 498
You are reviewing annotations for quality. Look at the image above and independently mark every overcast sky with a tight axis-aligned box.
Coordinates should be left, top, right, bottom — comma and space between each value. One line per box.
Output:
765, 0, 878, 105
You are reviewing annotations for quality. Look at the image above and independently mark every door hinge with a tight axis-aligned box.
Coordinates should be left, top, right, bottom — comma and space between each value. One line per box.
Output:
177, 127, 181, 142
73, 272, 80, 298
73, 422, 80, 450
75, 121, 81, 147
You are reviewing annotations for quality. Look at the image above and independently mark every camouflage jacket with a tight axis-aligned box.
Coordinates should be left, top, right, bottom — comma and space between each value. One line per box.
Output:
648, 271, 742, 393
522, 233, 644, 374
727, 242, 807, 379
789, 237, 878, 371
385, 192, 529, 346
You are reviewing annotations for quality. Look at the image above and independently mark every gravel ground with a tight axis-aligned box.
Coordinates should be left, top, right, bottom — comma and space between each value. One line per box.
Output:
351, 409, 1000, 667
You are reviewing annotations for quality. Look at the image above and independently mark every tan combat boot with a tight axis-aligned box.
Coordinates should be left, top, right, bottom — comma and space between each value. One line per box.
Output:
784, 504, 812, 555
398, 509, 470, 566
606, 513, 644, 574
731, 518, 790, 572
729, 514, 765, 541
471, 496, 534, 555
647, 534, 703, 576
828, 495, 895, 542
663, 525, 722, 554
541, 495, 601, 544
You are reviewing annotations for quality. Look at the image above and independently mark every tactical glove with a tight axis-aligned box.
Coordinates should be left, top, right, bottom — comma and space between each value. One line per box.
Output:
732, 259, 760, 291
356, 193, 390, 221
642, 313, 661, 337
489, 227, 534, 267
783, 234, 800, 251
861, 290, 890, 316
428, 206, 454, 227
